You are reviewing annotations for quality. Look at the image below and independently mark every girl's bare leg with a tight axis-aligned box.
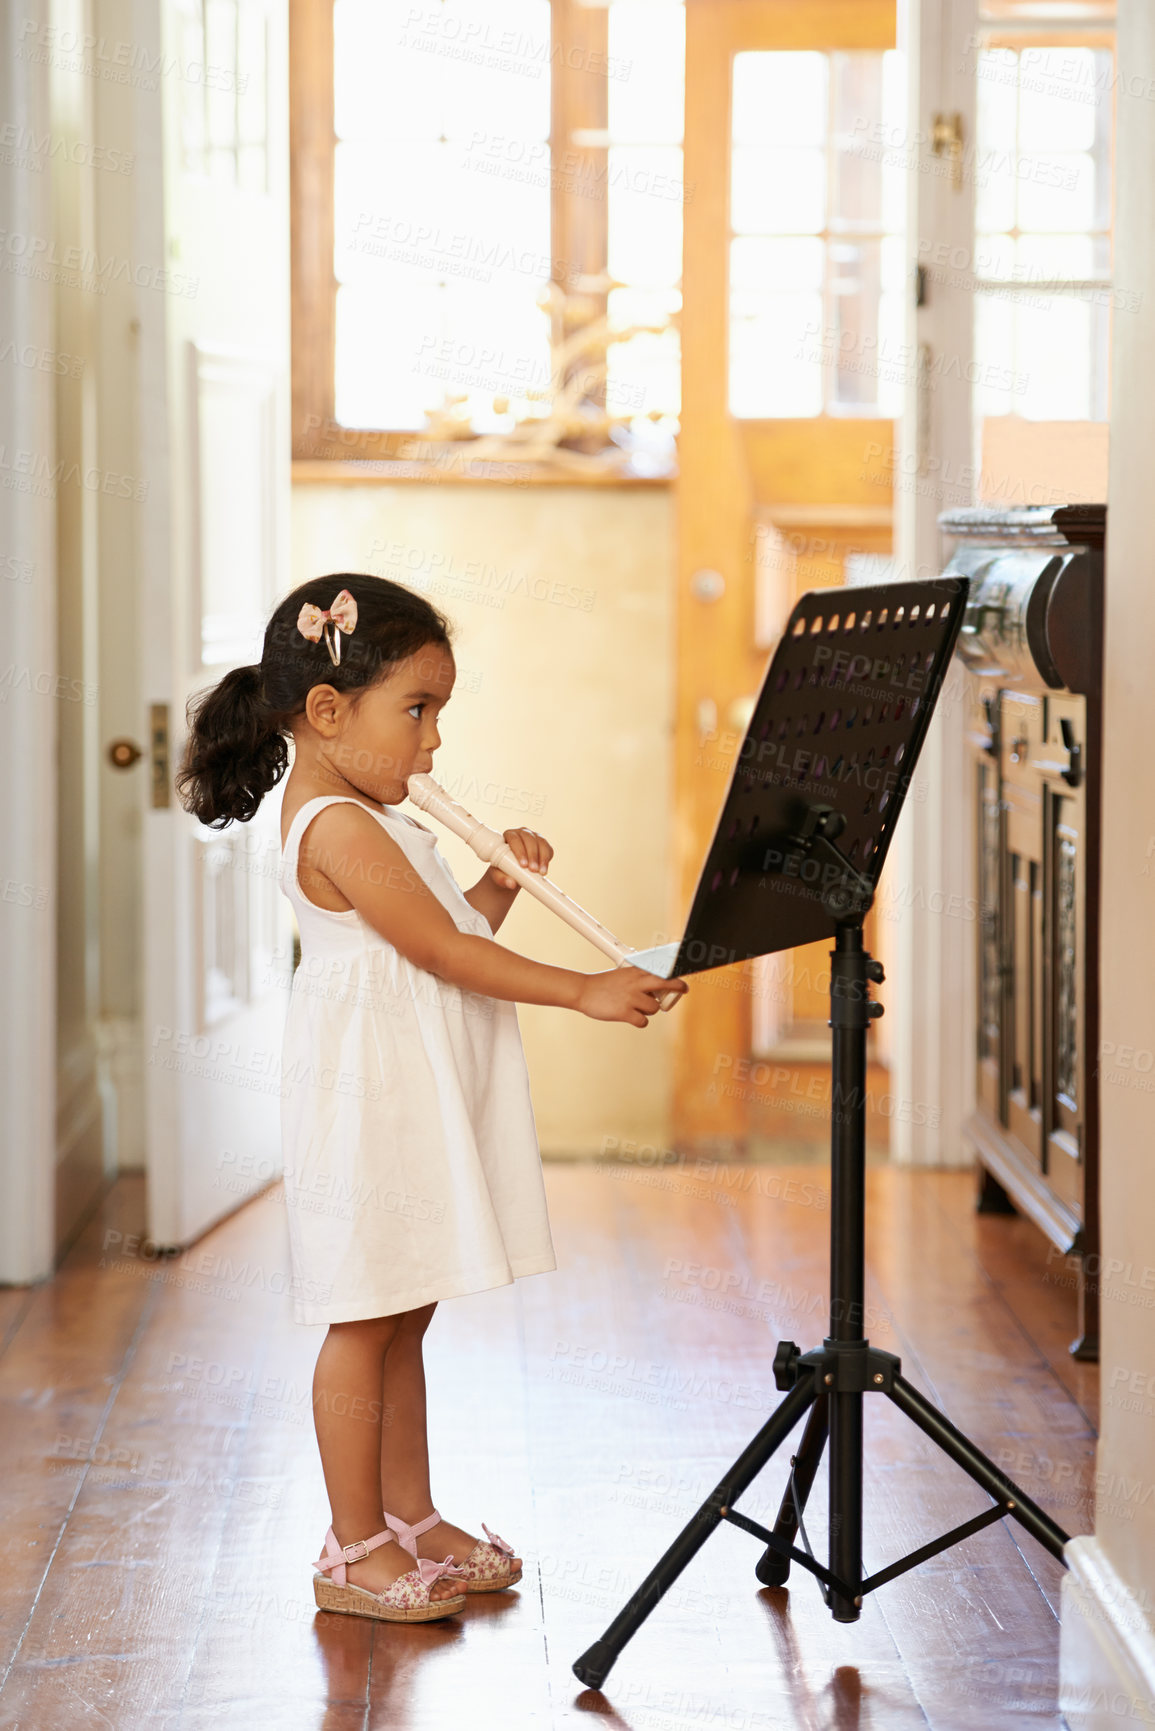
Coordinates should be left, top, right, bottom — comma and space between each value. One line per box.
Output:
312, 1313, 461, 1602
379, 1303, 521, 1575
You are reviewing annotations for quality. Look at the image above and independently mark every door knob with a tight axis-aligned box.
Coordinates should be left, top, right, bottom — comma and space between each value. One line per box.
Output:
108, 738, 143, 770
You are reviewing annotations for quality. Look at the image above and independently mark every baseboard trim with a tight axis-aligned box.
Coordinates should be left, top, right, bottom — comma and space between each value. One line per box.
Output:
1061, 1536, 1155, 1728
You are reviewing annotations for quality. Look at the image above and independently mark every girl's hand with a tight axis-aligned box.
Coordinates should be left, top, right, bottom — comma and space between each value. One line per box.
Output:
575, 966, 689, 1028
489, 827, 554, 891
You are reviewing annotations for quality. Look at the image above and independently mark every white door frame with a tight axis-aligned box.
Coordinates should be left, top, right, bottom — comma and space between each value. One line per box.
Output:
139, 0, 292, 1247
0, 0, 57, 1283
890, 0, 979, 1165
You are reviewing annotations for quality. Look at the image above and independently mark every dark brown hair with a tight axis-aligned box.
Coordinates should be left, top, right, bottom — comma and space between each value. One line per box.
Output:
175, 573, 454, 828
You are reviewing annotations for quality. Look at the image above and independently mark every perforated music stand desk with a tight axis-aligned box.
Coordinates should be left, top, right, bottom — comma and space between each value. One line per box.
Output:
572, 576, 1070, 1692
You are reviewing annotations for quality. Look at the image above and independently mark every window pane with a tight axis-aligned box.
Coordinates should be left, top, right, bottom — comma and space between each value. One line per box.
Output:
335, 0, 551, 142
880, 233, 905, 292
1018, 49, 1097, 152
830, 240, 883, 410
1018, 154, 1096, 232
730, 283, 824, 416
607, 284, 682, 331
732, 52, 827, 146
976, 48, 1018, 153
973, 35, 1114, 430
608, 1, 685, 144
730, 236, 824, 293
879, 51, 907, 235
335, 0, 445, 140
206, 0, 237, 154
1014, 295, 1094, 418
332, 0, 551, 428
335, 279, 550, 431
339, 141, 558, 290
975, 146, 1017, 236
336, 278, 446, 430
876, 288, 905, 416
606, 146, 685, 285
728, 49, 899, 417
436, 280, 551, 428
976, 233, 1016, 280
732, 147, 826, 235
607, 323, 681, 419
831, 53, 885, 230
973, 292, 1015, 421
1016, 234, 1096, 278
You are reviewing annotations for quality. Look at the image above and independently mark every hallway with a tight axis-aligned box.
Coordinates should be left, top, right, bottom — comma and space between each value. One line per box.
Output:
0, 1160, 1095, 1730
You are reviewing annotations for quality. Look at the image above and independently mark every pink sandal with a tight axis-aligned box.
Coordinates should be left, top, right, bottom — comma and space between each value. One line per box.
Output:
312, 1525, 468, 1622
383, 1507, 523, 1594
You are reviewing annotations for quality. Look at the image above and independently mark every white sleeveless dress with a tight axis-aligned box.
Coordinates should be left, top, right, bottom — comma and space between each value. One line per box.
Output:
277, 794, 556, 1325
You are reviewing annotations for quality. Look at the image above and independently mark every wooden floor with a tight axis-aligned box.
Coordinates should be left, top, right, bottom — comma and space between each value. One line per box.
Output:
0, 1159, 1097, 1730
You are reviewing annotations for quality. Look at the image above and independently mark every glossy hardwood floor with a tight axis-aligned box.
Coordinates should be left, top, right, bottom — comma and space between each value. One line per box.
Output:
0, 1159, 1096, 1730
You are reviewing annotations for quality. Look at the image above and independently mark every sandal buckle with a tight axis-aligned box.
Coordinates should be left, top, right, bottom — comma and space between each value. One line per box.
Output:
342, 1540, 370, 1563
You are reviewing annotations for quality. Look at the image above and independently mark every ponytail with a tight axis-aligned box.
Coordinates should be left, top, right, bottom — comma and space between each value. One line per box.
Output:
176, 663, 288, 828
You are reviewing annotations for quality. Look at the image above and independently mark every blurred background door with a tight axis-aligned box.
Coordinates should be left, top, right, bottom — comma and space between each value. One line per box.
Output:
675, 0, 897, 1153
140, 0, 293, 1244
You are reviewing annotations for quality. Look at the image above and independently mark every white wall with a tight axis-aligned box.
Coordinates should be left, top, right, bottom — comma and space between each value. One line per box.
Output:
291, 480, 678, 1157
1060, 2, 1155, 1721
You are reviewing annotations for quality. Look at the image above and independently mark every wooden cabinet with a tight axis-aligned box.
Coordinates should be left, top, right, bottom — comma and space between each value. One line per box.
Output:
946, 504, 1103, 1360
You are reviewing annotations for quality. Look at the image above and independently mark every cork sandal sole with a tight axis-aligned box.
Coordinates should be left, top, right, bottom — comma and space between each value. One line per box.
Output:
464, 1566, 523, 1594
313, 1573, 467, 1623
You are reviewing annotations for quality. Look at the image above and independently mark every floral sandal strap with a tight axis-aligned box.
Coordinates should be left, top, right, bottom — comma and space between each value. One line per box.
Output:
382, 1508, 519, 1587
313, 1525, 394, 1588
382, 1507, 445, 1557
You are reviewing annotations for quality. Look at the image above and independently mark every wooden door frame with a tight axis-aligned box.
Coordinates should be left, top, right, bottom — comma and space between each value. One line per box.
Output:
675, 0, 897, 1152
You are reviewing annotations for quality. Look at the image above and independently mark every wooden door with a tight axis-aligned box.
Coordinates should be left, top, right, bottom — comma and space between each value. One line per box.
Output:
140, 0, 293, 1244
676, 0, 896, 1149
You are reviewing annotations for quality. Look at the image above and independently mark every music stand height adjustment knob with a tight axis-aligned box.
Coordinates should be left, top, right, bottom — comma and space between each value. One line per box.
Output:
775, 1336, 803, 1391
865, 959, 885, 984
773, 1340, 801, 1391
867, 1001, 885, 1020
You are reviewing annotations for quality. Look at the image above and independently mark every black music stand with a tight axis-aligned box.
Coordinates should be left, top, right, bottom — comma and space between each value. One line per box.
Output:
573, 576, 1070, 1691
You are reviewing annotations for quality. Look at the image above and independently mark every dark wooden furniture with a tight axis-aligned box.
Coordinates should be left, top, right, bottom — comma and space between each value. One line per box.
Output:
942, 503, 1104, 1361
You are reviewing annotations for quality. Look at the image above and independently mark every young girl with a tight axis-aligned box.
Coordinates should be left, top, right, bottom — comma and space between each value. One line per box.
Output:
176, 573, 687, 1625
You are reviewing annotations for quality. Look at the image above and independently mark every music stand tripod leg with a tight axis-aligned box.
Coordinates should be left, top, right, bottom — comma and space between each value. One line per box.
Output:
887, 1375, 1069, 1559
824, 920, 875, 1622
572, 1376, 817, 1692
755, 1394, 828, 1587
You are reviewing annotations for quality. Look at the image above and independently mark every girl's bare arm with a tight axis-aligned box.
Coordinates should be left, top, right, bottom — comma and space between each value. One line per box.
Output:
296, 805, 686, 1027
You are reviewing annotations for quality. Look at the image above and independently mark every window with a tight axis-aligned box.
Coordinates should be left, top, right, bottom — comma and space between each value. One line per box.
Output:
728, 49, 905, 419
605, 0, 684, 433
333, 0, 552, 433
291, 0, 685, 466
178, 0, 270, 191
972, 40, 1114, 421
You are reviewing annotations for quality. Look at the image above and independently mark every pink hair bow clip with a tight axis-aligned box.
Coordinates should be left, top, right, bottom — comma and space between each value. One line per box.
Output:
297, 589, 358, 667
